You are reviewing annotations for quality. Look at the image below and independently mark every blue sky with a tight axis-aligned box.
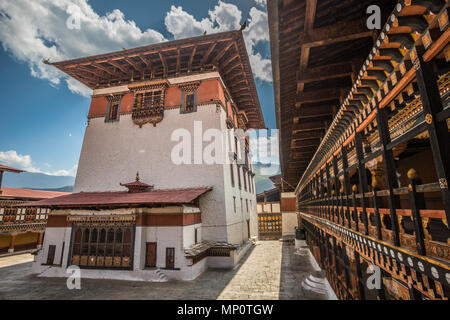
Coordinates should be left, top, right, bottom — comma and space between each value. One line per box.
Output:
0, 0, 275, 177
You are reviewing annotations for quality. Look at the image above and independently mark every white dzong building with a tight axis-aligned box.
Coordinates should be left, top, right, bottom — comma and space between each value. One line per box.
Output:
22, 30, 265, 281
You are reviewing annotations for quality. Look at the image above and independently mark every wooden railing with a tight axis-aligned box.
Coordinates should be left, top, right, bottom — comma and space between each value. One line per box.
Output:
0, 207, 49, 225
294, 1, 450, 300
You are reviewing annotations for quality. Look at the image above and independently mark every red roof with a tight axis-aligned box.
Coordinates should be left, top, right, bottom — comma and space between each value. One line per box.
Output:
18, 187, 212, 207
0, 187, 70, 200
120, 179, 153, 192
0, 164, 24, 173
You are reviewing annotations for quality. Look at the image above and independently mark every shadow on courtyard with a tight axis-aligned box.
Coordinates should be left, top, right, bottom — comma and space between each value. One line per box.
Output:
279, 241, 334, 300
0, 246, 256, 300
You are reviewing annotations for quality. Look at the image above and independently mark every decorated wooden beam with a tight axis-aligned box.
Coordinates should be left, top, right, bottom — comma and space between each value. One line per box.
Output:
297, 62, 353, 86
199, 43, 216, 66
299, 18, 373, 49
293, 120, 330, 133
295, 88, 343, 107
188, 46, 196, 72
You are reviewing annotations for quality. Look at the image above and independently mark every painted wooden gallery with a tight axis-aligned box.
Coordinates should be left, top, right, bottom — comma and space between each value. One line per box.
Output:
268, 0, 450, 300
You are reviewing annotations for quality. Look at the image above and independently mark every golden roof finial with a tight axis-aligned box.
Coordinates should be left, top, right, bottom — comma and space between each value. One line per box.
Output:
136, 171, 140, 181
407, 168, 418, 180
352, 184, 358, 192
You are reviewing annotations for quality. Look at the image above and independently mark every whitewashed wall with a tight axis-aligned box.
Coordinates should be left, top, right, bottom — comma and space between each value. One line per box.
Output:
75, 103, 257, 246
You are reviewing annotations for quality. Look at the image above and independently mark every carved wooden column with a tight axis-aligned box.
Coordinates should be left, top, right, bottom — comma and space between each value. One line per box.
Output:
37, 232, 44, 249
375, 106, 401, 246
8, 233, 17, 253
407, 168, 427, 255
342, 146, 352, 228
413, 50, 450, 224
355, 132, 369, 235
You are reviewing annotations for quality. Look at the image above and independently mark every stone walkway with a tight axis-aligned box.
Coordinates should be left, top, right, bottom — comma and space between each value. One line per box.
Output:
0, 241, 335, 300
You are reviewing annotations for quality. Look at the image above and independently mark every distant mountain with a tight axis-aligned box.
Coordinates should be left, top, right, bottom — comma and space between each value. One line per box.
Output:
2, 164, 278, 195
2, 171, 75, 189
32, 186, 74, 192
253, 162, 280, 194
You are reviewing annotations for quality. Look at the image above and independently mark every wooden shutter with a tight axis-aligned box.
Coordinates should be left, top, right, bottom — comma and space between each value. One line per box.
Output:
47, 245, 56, 265
180, 91, 185, 113
146, 243, 157, 267
104, 101, 111, 122
166, 247, 175, 269
193, 89, 198, 112
230, 164, 235, 186
116, 99, 122, 121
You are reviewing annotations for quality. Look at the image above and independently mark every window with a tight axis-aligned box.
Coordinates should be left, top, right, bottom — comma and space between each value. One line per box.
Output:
109, 101, 119, 120
105, 96, 122, 122
185, 93, 195, 112
237, 166, 241, 189
241, 198, 243, 214
146, 243, 157, 268
246, 199, 249, 213
243, 171, 247, 191
230, 164, 235, 187
166, 247, 175, 269
70, 225, 134, 269
143, 90, 162, 108
181, 90, 197, 113
233, 196, 236, 213
194, 229, 198, 244
59, 242, 65, 266
46, 245, 56, 265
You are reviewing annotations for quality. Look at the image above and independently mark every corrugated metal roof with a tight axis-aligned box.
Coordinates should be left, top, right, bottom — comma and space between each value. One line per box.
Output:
17, 187, 212, 207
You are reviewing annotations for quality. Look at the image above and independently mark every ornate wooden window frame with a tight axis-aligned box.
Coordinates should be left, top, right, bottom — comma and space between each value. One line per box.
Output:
105, 94, 123, 122
130, 81, 168, 127
68, 217, 135, 270
179, 81, 200, 114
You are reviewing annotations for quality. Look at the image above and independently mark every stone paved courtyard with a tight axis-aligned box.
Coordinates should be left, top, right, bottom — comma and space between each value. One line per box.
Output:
0, 241, 336, 300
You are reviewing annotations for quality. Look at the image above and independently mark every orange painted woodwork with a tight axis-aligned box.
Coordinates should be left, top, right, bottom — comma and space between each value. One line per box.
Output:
137, 212, 201, 226
281, 198, 297, 211
47, 215, 71, 228
165, 86, 181, 106
88, 96, 108, 118
87, 79, 227, 117
120, 93, 134, 113
197, 79, 225, 106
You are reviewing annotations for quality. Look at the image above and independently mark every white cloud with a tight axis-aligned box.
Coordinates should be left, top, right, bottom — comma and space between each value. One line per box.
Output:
0, 150, 77, 176
0, 0, 272, 97
254, 0, 267, 8
249, 52, 272, 82
243, 7, 272, 82
164, 5, 214, 40
0, 0, 166, 96
165, 2, 272, 82
165, 1, 241, 39
0, 150, 33, 171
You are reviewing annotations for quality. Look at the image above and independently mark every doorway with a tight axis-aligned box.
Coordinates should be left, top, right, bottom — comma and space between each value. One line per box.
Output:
145, 242, 157, 268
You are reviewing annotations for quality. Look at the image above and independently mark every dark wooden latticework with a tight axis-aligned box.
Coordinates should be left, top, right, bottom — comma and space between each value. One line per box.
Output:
269, 0, 450, 300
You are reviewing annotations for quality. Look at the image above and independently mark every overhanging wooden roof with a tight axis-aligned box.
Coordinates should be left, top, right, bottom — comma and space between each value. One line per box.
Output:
46, 31, 265, 129
0, 164, 24, 173
268, 0, 397, 190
